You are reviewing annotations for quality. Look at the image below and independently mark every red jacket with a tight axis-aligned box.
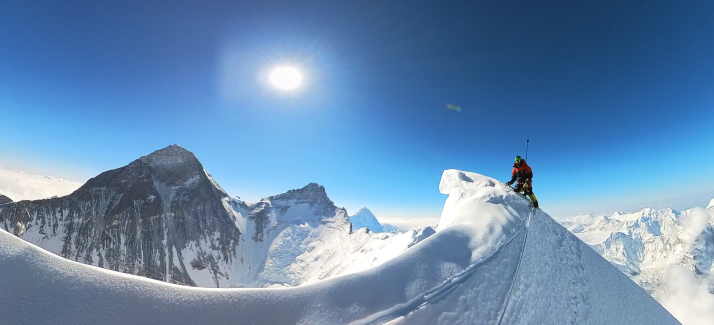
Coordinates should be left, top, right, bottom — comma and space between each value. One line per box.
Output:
510, 161, 533, 183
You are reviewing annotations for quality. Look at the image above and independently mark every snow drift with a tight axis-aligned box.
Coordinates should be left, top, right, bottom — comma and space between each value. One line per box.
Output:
0, 169, 679, 324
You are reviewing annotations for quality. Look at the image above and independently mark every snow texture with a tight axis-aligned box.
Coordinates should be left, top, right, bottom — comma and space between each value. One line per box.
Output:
0, 169, 679, 324
0, 166, 82, 201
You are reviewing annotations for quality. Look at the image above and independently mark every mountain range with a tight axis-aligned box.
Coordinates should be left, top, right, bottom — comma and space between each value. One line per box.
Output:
0, 145, 430, 288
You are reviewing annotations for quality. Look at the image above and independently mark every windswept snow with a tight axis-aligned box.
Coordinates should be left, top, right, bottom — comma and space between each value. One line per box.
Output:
0, 169, 678, 324
0, 166, 82, 201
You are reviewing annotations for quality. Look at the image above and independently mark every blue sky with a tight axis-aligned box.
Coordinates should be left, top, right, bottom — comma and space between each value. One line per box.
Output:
1, 1, 713, 218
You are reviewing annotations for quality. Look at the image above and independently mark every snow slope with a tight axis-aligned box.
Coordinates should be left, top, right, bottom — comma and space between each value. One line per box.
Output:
0, 169, 678, 325
0, 166, 82, 201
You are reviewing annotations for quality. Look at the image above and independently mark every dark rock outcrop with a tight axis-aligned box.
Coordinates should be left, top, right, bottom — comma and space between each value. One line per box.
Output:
0, 194, 12, 205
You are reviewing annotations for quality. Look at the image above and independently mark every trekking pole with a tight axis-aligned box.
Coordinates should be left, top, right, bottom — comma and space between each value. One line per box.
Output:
525, 139, 529, 161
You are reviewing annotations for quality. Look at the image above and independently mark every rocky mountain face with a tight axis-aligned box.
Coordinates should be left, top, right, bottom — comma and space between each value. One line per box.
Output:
0, 145, 241, 286
0, 145, 424, 288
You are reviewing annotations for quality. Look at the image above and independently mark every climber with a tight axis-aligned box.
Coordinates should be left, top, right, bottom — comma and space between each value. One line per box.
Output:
506, 156, 539, 208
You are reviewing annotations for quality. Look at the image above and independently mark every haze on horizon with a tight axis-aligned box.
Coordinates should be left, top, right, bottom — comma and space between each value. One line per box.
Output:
1, 1, 713, 219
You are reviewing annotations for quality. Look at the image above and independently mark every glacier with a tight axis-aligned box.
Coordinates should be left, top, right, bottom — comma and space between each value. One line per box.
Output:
0, 169, 678, 324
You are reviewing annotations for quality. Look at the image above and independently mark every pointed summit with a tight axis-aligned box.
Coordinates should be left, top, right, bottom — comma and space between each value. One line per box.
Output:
77, 144, 222, 197
349, 208, 386, 233
139, 144, 197, 167
707, 198, 714, 210
0, 145, 240, 286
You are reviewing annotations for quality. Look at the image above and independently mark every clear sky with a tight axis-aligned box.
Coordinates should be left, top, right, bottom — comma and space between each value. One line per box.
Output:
2, 1, 713, 219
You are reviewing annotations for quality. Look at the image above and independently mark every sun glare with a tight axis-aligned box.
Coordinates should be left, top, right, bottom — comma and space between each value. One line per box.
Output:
270, 67, 302, 90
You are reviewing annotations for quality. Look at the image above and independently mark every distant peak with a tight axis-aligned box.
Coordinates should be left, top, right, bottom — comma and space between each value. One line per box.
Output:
349, 207, 385, 233
303, 183, 322, 189
353, 207, 374, 216
147, 144, 191, 156
290, 183, 326, 194
139, 144, 199, 167
707, 198, 714, 210
268, 182, 335, 209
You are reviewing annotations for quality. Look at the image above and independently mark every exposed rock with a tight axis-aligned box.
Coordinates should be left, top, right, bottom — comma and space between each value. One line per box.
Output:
0, 194, 12, 205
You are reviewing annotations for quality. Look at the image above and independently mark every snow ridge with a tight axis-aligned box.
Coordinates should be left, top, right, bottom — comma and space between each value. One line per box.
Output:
495, 209, 533, 325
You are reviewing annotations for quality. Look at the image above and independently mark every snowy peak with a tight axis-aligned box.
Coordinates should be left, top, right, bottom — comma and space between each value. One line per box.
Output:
349, 208, 392, 233
707, 198, 714, 210
353, 207, 376, 218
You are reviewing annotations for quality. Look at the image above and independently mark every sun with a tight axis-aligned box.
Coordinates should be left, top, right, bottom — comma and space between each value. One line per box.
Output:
270, 66, 302, 90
